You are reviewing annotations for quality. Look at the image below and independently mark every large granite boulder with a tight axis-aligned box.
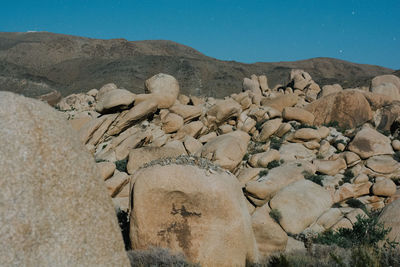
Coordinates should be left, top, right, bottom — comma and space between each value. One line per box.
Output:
130, 157, 259, 266
0, 92, 129, 266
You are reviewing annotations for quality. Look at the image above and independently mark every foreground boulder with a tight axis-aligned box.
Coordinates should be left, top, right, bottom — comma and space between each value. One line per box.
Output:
305, 90, 372, 128
130, 157, 259, 266
269, 180, 333, 234
0, 92, 129, 266
370, 74, 400, 101
379, 199, 400, 242
348, 126, 393, 159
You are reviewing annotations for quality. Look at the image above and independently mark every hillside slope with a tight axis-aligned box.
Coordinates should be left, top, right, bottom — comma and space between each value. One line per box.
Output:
0, 32, 393, 98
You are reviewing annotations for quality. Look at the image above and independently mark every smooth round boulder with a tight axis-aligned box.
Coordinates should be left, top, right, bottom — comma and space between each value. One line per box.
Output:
130, 157, 259, 266
0, 92, 129, 266
145, 73, 180, 108
379, 199, 400, 242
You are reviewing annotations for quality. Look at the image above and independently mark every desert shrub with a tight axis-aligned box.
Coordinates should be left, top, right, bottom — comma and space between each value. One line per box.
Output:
115, 158, 128, 172
313, 214, 396, 249
243, 153, 250, 161
303, 171, 324, 186
342, 169, 354, 184
259, 169, 269, 177
345, 198, 365, 210
247, 245, 400, 267
269, 209, 282, 223
270, 137, 283, 150
255, 119, 268, 131
95, 158, 106, 163
267, 160, 280, 169
127, 247, 198, 267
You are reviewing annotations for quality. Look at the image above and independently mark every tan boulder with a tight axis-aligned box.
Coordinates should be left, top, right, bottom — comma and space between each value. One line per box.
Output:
331, 217, 353, 231
237, 168, 264, 187
365, 155, 400, 174
162, 112, 184, 133
105, 170, 129, 197
249, 150, 280, 168
198, 132, 217, 143
197, 131, 250, 171
86, 114, 118, 146
348, 126, 393, 159
279, 143, 315, 162
95, 88, 135, 113
333, 182, 372, 203
293, 128, 321, 141
289, 69, 313, 90
69, 114, 92, 131
78, 115, 108, 144
145, 73, 180, 108
96, 83, 117, 100
251, 205, 288, 257
261, 94, 298, 112
114, 129, 151, 160
108, 100, 158, 135
258, 75, 269, 92
207, 98, 242, 124
245, 161, 315, 201
169, 102, 202, 122
313, 158, 347, 176
130, 161, 259, 266
269, 180, 333, 234
379, 199, 400, 242
127, 146, 186, 174
282, 107, 315, 125
243, 77, 262, 95
97, 161, 116, 180
183, 136, 203, 155
0, 92, 129, 266
258, 118, 282, 141
392, 140, 400, 151
175, 121, 204, 140
320, 84, 343, 97
370, 75, 400, 101
372, 178, 397, 196
305, 90, 373, 128
313, 208, 343, 230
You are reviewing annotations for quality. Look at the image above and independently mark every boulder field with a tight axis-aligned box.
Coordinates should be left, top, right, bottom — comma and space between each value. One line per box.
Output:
2, 71, 400, 266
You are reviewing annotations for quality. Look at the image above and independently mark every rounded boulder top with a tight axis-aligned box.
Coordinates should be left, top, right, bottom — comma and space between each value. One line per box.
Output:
0, 91, 129, 266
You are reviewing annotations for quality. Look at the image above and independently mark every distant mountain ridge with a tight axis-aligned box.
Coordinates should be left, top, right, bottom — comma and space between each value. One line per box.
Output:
0, 31, 395, 98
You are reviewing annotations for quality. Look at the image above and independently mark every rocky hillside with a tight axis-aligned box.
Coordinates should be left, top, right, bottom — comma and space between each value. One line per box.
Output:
49, 70, 400, 265
0, 31, 394, 100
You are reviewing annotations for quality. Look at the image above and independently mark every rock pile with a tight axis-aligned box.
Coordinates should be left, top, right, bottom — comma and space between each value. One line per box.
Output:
54, 71, 400, 265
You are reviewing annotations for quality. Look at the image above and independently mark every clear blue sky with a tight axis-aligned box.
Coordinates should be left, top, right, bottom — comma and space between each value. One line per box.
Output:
1, 0, 399, 69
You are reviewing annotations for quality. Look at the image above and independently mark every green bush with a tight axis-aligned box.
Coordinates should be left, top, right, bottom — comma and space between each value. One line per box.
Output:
303, 171, 324, 186
270, 137, 283, 150
267, 160, 280, 169
259, 170, 269, 177
269, 209, 282, 223
115, 158, 128, 172
313, 214, 396, 249
342, 169, 354, 184
345, 198, 365, 210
